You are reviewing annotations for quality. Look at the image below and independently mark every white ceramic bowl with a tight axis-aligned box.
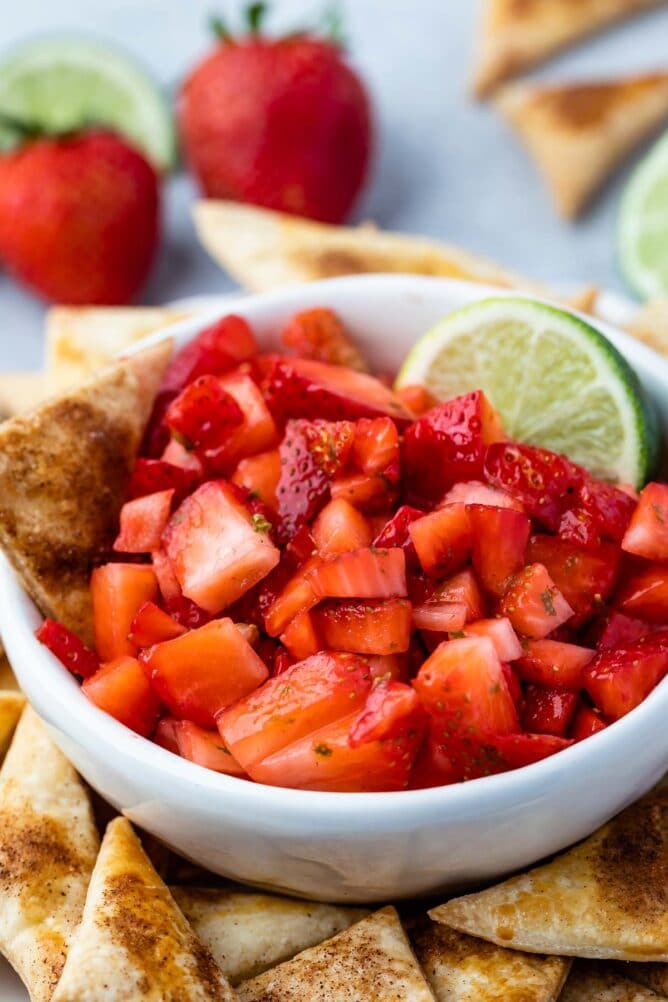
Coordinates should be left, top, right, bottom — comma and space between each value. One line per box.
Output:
2, 275, 668, 904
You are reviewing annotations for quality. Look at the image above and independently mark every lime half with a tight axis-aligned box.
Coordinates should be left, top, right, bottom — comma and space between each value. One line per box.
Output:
396, 297, 658, 487
619, 129, 668, 299
0, 36, 175, 171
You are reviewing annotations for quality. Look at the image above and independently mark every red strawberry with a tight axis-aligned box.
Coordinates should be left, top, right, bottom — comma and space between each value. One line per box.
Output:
165, 375, 244, 452
162, 315, 259, 394
178, 9, 372, 222
0, 130, 159, 304
281, 308, 369, 372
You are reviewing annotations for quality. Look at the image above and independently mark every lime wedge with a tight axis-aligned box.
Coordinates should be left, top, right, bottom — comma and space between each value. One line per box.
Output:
0, 36, 175, 171
396, 297, 658, 487
619, 129, 668, 299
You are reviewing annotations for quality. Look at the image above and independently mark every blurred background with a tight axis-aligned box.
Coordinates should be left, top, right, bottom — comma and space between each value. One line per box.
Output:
2, 0, 668, 368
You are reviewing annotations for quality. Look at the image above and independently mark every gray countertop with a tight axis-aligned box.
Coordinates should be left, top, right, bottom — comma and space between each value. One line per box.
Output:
2, 0, 668, 371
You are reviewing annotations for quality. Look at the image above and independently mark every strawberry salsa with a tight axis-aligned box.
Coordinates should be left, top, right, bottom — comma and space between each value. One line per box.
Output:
37, 308, 668, 792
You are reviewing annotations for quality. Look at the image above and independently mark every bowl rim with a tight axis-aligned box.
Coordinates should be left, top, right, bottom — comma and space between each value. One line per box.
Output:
3, 272, 668, 825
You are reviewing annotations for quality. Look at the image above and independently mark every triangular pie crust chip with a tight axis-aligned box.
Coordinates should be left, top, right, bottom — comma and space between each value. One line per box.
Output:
560, 961, 663, 1001
173, 886, 367, 986
409, 915, 571, 1002
430, 787, 668, 960
52, 816, 235, 1002
0, 340, 172, 645
237, 906, 435, 1001
0, 706, 99, 1002
497, 72, 668, 218
473, 0, 667, 97
618, 962, 668, 996
0, 692, 25, 759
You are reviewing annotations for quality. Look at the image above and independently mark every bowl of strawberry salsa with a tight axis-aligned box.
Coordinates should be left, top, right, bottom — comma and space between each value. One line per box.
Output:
3, 275, 668, 902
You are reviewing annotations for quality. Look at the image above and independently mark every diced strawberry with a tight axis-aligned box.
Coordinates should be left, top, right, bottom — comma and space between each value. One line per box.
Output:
501, 662, 524, 713
314, 599, 412, 655
264, 355, 412, 427
478, 733, 573, 772
163, 481, 280, 614
217, 651, 373, 772
174, 720, 246, 775
127, 458, 197, 502
308, 547, 407, 600
350, 417, 400, 480
91, 563, 158, 661
622, 482, 668, 560
395, 383, 439, 417
557, 507, 602, 547
165, 375, 244, 452
583, 632, 668, 720
413, 636, 518, 738
467, 504, 531, 597
527, 535, 621, 625
82, 656, 161, 737
231, 449, 281, 512
403, 391, 503, 503
364, 653, 410, 682
521, 686, 580, 736
412, 730, 572, 785
312, 498, 372, 556
462, 618, 522, 662
114, 489, 174, 554
595, 611, 655, 650
442, 480, 524, 511
412, 602, 467, 633
145, 618, 269, 728
616, 563, 668, 622
154, 716, 180, 754
128, 601, 186, 648
576, 477, 637, 544
204, 371, 279, 474
570, 704, 607, 741
349, 680, 425, 746
263, 555, 322, 637
330, 472, 396, 512
484, 442, 583, 531
35, 618, 100, 679
161, 436, 205, 475
433, 568, 487, 622
515, 638, 594, 689
409, 504, 472, 579
280, 609, 322, 660
501, 563, 573, 639
165, 595, 211, 631
373, 506, 424, 568
162, 314, 258, 393
280, 307, 369, 373
273, 650, 295, 676
151, 547, 182, 604
142, 389, 178, 458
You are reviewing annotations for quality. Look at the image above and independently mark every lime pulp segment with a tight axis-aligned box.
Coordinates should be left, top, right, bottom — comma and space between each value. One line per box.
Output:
619, 129, 668, 300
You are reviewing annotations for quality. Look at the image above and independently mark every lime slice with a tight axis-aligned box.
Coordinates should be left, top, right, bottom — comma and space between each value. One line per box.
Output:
0, 36, 175, 171
619, 129, 668, 299
396, 297, 658, 487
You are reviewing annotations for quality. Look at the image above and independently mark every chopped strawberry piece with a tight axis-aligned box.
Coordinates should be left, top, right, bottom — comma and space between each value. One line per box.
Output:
595, 611, 655, 650
576, 477, 636, 544
217, 651, 373, 772
484, 442, 583, 531
174, 720, 246, 775
275, 418, 355, 543
442, 480, 524, 511
161, 436, 205, 473
154, 716, 180, 754
583, 632, 668, 720
501, 563, 573, 639
231, 449, 281, 512
151, 547, 182, 604
350, 417, 400, 480
412, 602, 467, 633
570, 704, 607, 741
165, 595, 211, 631
162, 314, 258, 393
462, 618, 522, 662
622, 482, 668, 560
281, 307, 369, 373
480, 733, 573, 772
165, 375, 244, 451
280, 609, 322, 660
145, 618, 269, 728
128, 601, 186, 648
330, 472, 396, 512
127, 458, 198, 502
314, 598, 412, 655
521, 685, 580, 736
273, 650, 295, 676
35, 618, 100, 679
616, 563, 668, 622
557, 507, 602, 547
409, 504, 472, 579
527, 535, 620, 625
501, 662, 524, 713
312, 498, 372, 556
204, 371, 279, 474
348, 680, 425, 746
364, 653, 410, 682
142, 389, 178, 458
467, 504, 530, 596
403, 390, 503, 503
82, 656, 161, 737
515, 638, 594, 689
114, 489, 174, 553
264, 355, 412, 427
395, 383, 439, 417
163, 480, 280, 614
433, 568, 487, 623
373, 505, 424, 568
308, 547, 407, 599
411, 729, 572, 786
91, 563, 158, 661
263, 555, 322, 637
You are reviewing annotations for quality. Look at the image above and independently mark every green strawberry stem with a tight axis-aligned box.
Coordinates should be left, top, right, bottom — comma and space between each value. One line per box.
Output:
246, 2, 267, 34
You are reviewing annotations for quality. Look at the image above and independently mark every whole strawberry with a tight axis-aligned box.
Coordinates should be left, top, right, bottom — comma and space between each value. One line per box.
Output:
0, 129, 160, 304
178, 4, 373, 223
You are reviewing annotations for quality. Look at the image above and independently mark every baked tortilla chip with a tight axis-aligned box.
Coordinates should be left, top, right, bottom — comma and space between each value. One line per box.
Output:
46, 306, 191, 394
0, 706, 99, 1002
473, 0, 667, 97
52, 816, 234, 1002
497, 72, 668, 218
409, 915, 570, 1002
627, 299, 668, 358
0, 646, 19, 691
0, 692, 24, 760
173, 886, 367, 985
618, 963, 668, 996
430, 787, 668, 960
560, 961, 663, 1001
237, 906, 435, 1001
0, 340, 172, 645
0, 373, 48, 419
